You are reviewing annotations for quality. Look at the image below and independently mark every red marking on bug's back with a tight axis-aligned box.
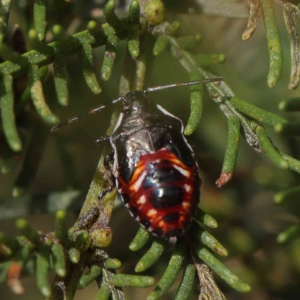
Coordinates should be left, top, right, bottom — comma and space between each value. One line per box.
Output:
118, 148, 200, 237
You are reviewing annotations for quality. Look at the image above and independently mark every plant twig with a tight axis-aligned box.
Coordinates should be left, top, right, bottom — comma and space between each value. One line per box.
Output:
260, 0, 283, 88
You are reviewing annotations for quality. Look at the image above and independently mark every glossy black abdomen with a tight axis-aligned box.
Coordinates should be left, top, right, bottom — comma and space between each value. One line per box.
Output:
143, 164, 185, 209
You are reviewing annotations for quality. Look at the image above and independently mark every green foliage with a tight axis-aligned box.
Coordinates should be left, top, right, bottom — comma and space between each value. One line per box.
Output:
1, 0, 300, 299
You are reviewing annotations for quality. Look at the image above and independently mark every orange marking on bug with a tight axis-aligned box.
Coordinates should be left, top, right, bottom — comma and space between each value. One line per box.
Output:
147, 209, 157, 217
118, 147, 200, 237
159, 221, 165, 227
182, 201, 190, 208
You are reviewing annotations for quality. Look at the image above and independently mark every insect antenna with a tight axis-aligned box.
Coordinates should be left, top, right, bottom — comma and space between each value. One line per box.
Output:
50, 96, 125, 132
144, 77, 223, 94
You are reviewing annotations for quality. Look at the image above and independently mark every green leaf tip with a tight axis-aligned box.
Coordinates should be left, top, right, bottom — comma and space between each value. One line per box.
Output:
135, 239, 167, 272
261, 0, 283, 88
36, 246, 51, 297
277, 224, 300, 244
279, 97, 300, 111
56, 210, 66, 219
177, 35, 202, 50
128, 0, 140, 24
216, 115, 240, 187
165, 21, 180, 34
153, 35, 169, 56
0, 74, 22, 152
87, 20, 98, 31
128, 34, 140, 58
280, 152, 300, 174
274, 121, 300, 137
74, 230, 90, 245
51, 243, 67, 277
29, 64, 60, 125
0, 0, 12, 43
195, 209, 218, 229
12, 186, 26, 198
129, 227, 151, 251
54, 210, 68, 243
274, 186, 300, 204
104, 0, 123, 30
33, 0, 47, 41
16, 218, 40, 244
184, 70, 204, 135
174, 264, 195, 300
40, 287, 51, 297
53, 54, 69, 106
80, 43, 102, 94
69, 248, 80, 263
28, 29, 53, 55
147, 241, 186, 299
194, 53, 226, 67
96, 284, 111, 300
28, 28, 38, 40
112, 274, 155, 288
101, 35, 118, 81
197, 247, 251, 292
103, 258, 122, 269
200, 231, 228, 257
52, 24, 64, 37
77, 265, 102, 289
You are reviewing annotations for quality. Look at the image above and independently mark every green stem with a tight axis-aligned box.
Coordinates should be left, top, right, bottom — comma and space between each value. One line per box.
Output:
49, 252, 90, 300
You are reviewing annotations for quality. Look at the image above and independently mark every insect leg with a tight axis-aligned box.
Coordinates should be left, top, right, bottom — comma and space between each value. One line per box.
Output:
95, 135, 111, 145
50, 96, 125, 132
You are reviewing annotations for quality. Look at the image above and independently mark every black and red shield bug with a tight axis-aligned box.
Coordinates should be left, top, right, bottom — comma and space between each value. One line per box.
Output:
51, 77, 223, 238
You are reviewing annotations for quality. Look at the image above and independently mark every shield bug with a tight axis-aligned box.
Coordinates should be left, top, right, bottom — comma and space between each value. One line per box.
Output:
51, 77, 223, 238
